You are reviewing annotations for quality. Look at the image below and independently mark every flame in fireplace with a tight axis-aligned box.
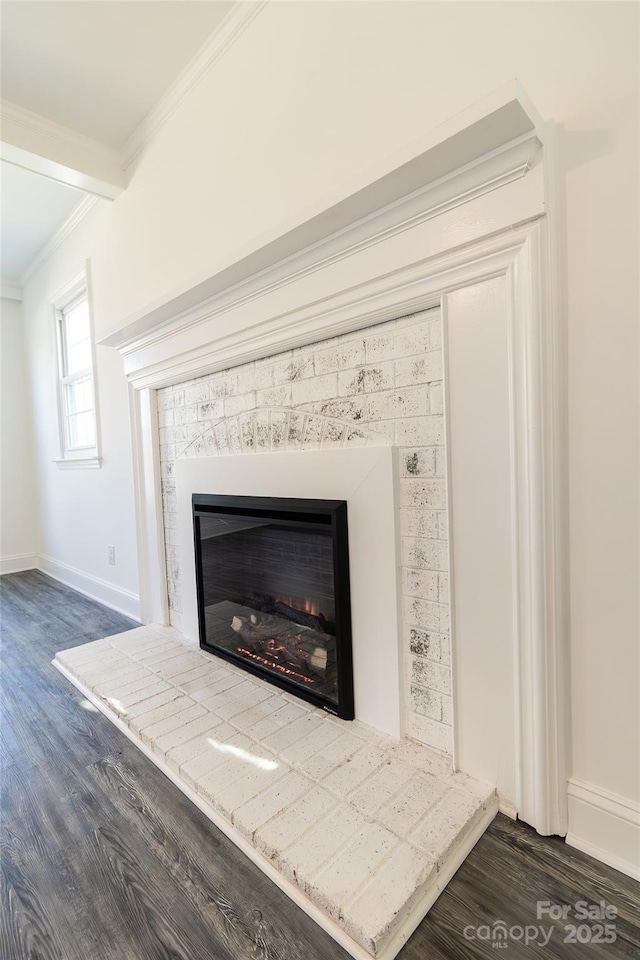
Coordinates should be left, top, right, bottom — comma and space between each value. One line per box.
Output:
238, 647, 315, 684
276, 596, 321, 618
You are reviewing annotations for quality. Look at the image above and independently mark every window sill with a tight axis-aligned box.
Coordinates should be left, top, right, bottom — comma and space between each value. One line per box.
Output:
54, 457, 102, 470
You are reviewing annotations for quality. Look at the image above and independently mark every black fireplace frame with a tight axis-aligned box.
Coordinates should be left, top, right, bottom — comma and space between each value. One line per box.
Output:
192, 494, 355, 720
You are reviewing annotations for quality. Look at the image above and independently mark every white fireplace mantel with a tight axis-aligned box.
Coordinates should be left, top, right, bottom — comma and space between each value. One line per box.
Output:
103, 82, 568, 839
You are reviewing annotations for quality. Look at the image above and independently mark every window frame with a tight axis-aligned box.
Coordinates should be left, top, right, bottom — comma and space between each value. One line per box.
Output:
52, 271, 101, 468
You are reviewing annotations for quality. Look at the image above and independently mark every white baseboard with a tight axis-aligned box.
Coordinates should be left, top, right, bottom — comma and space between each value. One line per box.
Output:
0, 553, 38, 574
567, 777, 640, 881
37, 554, 141, 622
498, 795, 518, 821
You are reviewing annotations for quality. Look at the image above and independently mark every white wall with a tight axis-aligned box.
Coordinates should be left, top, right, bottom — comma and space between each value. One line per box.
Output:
0, 297, 37, 570
20, 203, 140, 618
20, 2, 638, 872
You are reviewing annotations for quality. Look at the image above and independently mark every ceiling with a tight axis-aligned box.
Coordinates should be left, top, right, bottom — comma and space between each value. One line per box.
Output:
1, 1, 235, 288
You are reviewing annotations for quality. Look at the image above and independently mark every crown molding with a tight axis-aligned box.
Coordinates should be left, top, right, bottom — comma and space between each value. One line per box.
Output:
1, 282, 23, 301
20, 195, 99, 288
123, 1, 269, 171
1, 99, 125, 198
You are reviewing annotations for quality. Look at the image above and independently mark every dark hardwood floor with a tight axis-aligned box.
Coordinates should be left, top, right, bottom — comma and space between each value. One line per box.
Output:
1, 570, 638, 960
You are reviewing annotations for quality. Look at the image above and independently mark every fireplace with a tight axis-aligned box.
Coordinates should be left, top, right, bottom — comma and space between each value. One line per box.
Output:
192, 494, 355, 719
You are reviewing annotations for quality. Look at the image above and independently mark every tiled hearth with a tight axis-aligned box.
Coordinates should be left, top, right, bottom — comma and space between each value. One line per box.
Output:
54, 624, 497, 960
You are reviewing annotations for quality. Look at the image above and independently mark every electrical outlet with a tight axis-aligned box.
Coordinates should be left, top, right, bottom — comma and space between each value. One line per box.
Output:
107, 544, 116, 566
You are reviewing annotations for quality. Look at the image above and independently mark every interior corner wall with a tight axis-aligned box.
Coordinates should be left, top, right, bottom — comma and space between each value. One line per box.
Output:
0, 297, 37, 571
19, 1, 638, 874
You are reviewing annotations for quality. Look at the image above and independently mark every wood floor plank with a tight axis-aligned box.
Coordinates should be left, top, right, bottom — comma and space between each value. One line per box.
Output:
1, 570, 638, 960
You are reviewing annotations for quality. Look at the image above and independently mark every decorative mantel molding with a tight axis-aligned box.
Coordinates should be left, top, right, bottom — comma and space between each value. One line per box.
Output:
100, 82, 544, 365
109, 85, 568, 841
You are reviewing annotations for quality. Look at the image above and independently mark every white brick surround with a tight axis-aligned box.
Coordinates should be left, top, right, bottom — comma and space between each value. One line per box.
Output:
157, 308, 453, 754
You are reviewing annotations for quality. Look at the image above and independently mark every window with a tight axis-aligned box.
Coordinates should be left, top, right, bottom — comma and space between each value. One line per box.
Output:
54, 279, 100, 466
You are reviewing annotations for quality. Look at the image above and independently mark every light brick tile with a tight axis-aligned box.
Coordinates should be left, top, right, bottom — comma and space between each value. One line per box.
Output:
272, 356, 314, 384
179, 731, 253, 786
411, 658, 451, 695
229, 694, 290, 733
166, 721, 235, 769
183, 382, 210, 405
406, 713, 453, 754
376, 771, 449, 837
408, 787, 487, 861
224, 392, 256, 417
402, 568, 439, 601
281, 803, 368, 889
293, 733, 366, 781
400, 479, 447, 510
409, 684, 443, 721
262, 713, 324, 754
139, 703, 208, 744
84, 661, 140, 689
342, 843, 436, 953
208, 376, 238, 400
125, 687, 183, 720
450, 773, 496, 805
383, 739, 453, 777
153, 713, 225, 757
395, 417, 443, 446
364, 332, 394, 363
400, 448, 437, 478
211, 763, 288, 817
348, 760, 416, 816
153, 652, 204, 679
234, 771, 314, 841
131, 639, 181, 663
185, 672, 244, 701
309, 822, 397, 919
291, 374, 339, 405
197, 400, 225, 421
129, 695, 191, 734
338, 363, 394, 396
406, 626, 442, 663
395, 325, 430, 358
314, 342, 365, 375
102, 679, 172, 712
322, 746, 388, 797
402, 537, 449, 571
403, 596, 441, 631
241, 698, 309, 740
366, 388, 428, 422
108, 627, 162, 649
395, 350, 441, 386
169, 663, 216, 687
399, 508, 440, 540
280, 720, 347, 765
100, 671, 158, 700
198, 747, 282, 809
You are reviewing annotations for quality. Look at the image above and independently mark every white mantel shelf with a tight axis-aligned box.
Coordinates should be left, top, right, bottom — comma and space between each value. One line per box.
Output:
100, 81, 544, 378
